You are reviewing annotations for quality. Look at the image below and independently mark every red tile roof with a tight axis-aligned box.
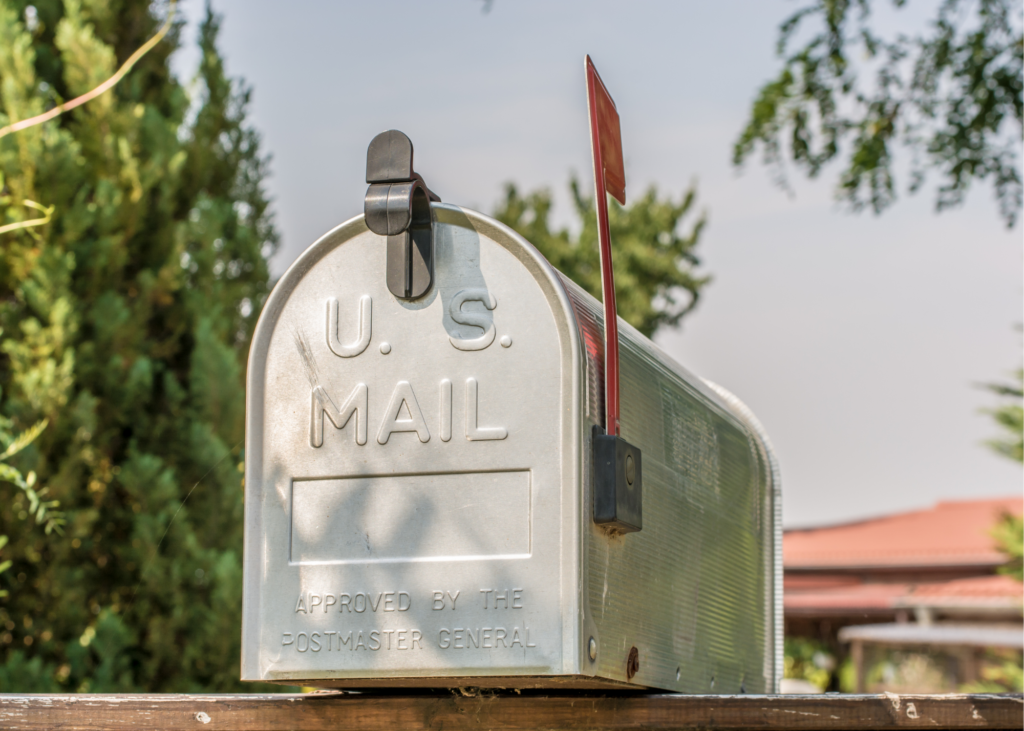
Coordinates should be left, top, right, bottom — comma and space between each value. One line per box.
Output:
785, 574, 1023, 613
785, 580, 909, 611
907, 574, 1024, 605
784, 496, 1023, 569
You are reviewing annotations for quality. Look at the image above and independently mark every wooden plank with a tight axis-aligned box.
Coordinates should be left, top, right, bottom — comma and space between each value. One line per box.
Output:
0, 692, 1019, 731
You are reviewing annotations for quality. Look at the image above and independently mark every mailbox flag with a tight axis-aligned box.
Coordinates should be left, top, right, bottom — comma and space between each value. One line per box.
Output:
584, 54, 626, 436
586, 57, 626, 205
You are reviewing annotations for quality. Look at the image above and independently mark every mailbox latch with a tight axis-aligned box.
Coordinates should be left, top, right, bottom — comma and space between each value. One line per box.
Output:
364, 130, 441, 300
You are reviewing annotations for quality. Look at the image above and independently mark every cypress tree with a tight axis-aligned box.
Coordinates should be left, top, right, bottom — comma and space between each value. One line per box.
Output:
0, 0, 278, 691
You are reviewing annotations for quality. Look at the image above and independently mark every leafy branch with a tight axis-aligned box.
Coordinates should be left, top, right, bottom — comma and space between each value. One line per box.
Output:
0, 198, 54, 237
991, 511, 1023, 581
0, 416, 63, 597
979, 367, 1023, 463
734, 0, 1023, 227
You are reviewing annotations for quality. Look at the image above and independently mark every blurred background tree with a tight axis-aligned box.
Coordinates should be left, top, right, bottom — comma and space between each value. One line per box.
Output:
981, 367, 1023, 465
960, 364, 1023, 693
0, 0, 278, 691
782, 636, 836, 691
981, 360, 1022, 583
734, 0, 1023, 227
494, 178, 709, 338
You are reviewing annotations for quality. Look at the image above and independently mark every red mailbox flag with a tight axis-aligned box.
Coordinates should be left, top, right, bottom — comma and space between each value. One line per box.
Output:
585, 55, 624, 436
587, 59, 626, 206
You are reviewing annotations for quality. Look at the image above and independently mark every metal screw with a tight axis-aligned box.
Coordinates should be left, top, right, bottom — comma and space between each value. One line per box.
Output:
626, 646, 639, 681
588, 637, 597, 661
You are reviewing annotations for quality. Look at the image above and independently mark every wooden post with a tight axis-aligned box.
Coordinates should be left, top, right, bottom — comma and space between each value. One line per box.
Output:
960, 647, 979, 686
851, 639, 866, 693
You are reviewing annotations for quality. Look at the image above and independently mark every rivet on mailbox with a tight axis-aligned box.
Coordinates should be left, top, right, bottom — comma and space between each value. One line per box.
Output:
242, 56, 782, 693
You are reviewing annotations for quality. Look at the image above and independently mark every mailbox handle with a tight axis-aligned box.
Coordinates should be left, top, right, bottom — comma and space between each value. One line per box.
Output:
364, 131, 440, 300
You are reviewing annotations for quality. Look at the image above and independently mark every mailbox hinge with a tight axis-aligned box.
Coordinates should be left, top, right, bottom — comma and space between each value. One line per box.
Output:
364, 130, 441, 300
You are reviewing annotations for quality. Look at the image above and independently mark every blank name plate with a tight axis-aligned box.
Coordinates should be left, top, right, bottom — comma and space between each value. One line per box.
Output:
290, 471, 531, 565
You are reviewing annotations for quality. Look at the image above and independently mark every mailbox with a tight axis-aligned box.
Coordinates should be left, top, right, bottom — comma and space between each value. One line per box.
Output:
242, 132, 782, 693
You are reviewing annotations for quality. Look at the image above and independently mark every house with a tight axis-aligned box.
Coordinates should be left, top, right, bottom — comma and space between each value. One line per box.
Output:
783, 496, 1022, 691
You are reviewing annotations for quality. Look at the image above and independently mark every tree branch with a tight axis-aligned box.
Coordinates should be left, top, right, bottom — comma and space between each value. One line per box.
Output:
0, 0, 177, 140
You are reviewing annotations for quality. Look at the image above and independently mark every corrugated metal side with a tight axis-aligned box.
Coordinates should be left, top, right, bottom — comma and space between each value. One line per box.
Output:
557, 273, 777, 694
702, 381, 783, 693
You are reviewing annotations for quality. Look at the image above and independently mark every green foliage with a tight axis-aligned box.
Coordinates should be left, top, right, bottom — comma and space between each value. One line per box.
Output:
0, 410, 63, 597
783, 637, 835, 690
493, 178, 708, 338
980, 367, 1023, 587
837, 656, 857, 692
961, 649, 1024, 692
991, 511, 1023, 581
981, 368, 1023, 463
734, 0, 1023, 227
0, 0, 281, 691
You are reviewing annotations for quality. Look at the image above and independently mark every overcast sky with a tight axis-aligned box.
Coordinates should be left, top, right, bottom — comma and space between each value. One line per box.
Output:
174, 0, 1022, 527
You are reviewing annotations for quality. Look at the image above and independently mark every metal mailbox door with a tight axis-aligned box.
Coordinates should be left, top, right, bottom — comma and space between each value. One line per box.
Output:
242, 205, 580, 685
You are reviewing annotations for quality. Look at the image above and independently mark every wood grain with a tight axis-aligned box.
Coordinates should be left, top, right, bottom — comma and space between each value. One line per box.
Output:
0, 692, 1019, 731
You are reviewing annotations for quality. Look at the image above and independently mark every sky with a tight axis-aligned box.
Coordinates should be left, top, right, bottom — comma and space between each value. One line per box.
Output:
174, 0, 1022, 527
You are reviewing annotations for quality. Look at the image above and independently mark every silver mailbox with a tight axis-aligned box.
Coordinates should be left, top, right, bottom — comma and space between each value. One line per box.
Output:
242, 202, 782, 692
